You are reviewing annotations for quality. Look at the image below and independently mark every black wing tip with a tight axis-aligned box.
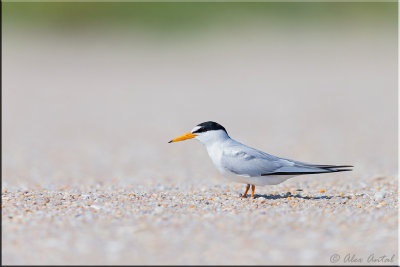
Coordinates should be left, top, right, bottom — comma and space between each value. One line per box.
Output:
314, 165, 354, 169
261, 168, 353, 176
326, 166, 353, 172
333, 165, 353, 168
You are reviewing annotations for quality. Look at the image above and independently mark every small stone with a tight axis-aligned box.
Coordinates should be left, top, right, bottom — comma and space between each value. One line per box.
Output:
374, 191, 386, 201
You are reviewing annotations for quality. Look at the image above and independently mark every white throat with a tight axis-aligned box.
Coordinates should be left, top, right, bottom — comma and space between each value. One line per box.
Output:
193, 130, 231, 175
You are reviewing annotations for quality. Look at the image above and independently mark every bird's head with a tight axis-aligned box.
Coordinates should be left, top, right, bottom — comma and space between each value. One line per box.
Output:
168, 121, 229, 145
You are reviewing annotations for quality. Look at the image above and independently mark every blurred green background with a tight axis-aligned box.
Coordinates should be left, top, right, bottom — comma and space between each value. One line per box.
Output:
3, 2, 397, 35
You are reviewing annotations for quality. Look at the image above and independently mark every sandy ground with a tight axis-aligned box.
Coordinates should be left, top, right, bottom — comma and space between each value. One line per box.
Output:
2, 177, 398, 265
2, 21, 398, 264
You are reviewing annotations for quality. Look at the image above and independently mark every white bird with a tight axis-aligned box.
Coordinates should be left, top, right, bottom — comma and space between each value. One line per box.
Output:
169, 121, 352, 198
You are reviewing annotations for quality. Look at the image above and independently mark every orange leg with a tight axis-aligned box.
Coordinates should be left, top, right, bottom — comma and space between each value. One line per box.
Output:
242, 184, 250, 198
251, 185, 255, 198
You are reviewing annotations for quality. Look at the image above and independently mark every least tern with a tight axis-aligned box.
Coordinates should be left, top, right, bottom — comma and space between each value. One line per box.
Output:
169, 121, 352, 198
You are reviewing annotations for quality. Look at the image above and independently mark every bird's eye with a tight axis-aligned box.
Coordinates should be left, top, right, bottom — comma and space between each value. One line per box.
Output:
192, 127, 207, 134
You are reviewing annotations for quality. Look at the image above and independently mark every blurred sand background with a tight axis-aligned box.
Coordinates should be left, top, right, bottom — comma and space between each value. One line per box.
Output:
2, 2, 398, 265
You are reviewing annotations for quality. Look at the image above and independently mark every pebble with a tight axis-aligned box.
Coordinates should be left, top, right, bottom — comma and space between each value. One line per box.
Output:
374, 191, 386, 201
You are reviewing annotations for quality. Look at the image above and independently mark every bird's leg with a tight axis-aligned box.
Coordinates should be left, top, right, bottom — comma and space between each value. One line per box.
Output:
251, 185, 255, 198
242, 184, 250, 198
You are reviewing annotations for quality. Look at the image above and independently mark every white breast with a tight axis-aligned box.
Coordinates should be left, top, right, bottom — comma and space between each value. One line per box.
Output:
205, 142, 226, 173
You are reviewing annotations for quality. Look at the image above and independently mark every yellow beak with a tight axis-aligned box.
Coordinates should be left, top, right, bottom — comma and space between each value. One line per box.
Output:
168, 132, 197, 143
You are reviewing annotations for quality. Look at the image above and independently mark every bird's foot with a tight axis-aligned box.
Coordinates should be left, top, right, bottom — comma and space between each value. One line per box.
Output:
241, 184, 250, 198
251, 185, 255, 198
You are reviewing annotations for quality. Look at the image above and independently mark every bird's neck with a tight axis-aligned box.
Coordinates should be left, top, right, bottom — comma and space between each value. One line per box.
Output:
198, 132, 230, 148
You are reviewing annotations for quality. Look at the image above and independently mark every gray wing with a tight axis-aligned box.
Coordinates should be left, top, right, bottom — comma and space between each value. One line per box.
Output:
221, 140, 352, 177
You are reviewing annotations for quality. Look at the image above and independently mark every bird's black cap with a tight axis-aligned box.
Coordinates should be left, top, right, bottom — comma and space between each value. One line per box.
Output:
192, 121, 227, 134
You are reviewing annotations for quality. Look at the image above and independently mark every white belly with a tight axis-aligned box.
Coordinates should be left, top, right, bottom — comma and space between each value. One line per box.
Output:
221, 171, 298, 186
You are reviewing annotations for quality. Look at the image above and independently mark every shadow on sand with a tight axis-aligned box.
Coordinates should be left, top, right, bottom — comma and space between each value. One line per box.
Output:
246, 192, 352, 200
